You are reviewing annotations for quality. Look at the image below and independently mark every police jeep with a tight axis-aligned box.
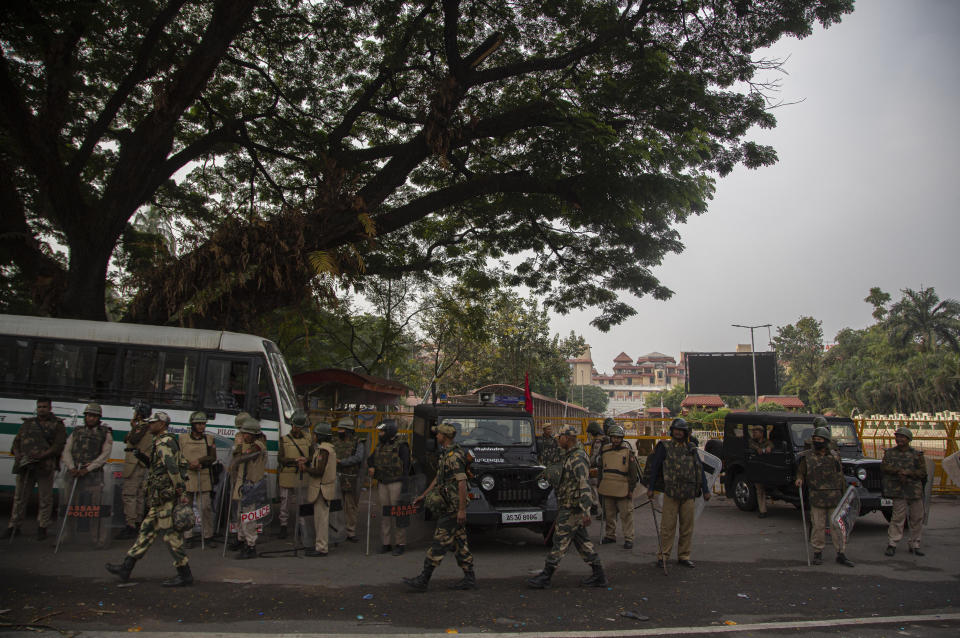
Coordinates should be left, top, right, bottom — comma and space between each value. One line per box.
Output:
719, 412, 887, 517
410, 397, 558, 536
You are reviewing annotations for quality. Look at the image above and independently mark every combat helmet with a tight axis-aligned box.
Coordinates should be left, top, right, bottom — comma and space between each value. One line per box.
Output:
172, 501, 195, 533
189, 411, 208, 424
290, 409, 309, 428
314, 420, 332, 441
586, 422, 603, 436
669, 418, 690, 433
377, 419, 398, 439
83, 402, 102, 416
602, 417, 616, 434
607, 424, 625, 438
337, 416, 356, 431
238, 416, 261, 434
894, 426, 913, 441
812, 426, 831, 441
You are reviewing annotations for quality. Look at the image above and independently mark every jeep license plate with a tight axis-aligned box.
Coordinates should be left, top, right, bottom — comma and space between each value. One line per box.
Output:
501, 511, 543, 524
880, 498, 893, 507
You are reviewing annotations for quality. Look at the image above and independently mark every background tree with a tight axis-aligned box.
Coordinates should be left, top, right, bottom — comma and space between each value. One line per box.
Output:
771, 316, 824, 407
566, 384, 608, 415
645, 384, 686, 416
1, 1, 853, 329
885, 286, 960, 353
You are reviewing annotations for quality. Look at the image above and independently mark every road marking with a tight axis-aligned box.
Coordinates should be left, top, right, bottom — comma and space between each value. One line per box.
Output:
81, 612, 960, 637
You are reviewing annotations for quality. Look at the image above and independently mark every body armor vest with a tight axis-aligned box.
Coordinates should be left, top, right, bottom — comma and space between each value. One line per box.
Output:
15, 416, 64, 474
307, 442, 338, 503
179, 432, 214, 492
800, 450, 844, 508
373, 438, 405, 483
278, 433, 311, 488
598, 445, 631, 498
231, 439, 267, 500
662, 440, 701, 500
881, 446, 925, 500
71, 424, 110, 467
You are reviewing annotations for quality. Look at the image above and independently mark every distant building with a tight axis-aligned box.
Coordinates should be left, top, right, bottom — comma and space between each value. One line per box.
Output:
758, 395, 805, 411
680, 394, 725, 414
568, 349, 686, 416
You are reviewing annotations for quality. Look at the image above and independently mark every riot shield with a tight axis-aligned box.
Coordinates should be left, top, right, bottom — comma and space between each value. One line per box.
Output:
56, 471, 113, 550
328, 478, 347, 545
237, 477, 273, 534
830, 485, 861, 546
943, 451, 960, 489
695, 449, 722, 520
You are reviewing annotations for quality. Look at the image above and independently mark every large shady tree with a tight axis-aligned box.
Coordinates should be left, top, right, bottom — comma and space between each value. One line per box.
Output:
1, 0, 853, 330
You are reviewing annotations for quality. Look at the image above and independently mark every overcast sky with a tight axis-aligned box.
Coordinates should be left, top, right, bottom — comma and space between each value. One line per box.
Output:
551, 0, 960, 374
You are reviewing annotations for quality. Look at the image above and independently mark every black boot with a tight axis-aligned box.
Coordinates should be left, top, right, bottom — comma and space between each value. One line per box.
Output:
448, 569, 477, 590
402, 560, 435, 592
162, 565, 194, 587
106, 556, 137, 582
812, 551, 823, 565
527, 564, 555, 589
836, 552, 855, 567
185, 536, 199, 549
0, 527, 18, 540
278, 525, 288, 539
236, 544, 257, 559
227, 535, 242, 551
580, 563, 609, 587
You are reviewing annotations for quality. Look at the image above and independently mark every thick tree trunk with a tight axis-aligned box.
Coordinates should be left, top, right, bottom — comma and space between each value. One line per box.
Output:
59, 242, 112, 321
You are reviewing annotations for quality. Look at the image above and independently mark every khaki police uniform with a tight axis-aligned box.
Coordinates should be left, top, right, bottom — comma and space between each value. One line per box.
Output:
178, 432, 216, 541
9, 413, 66, 533
277, 430, 315, 531
61, 418, 113, 544
304, 441, 337, 554
597, 442, 640, 543
121, 419, 153, 529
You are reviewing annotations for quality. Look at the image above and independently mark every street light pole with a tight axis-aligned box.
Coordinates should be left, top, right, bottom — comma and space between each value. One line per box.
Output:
732, 323, 772, 411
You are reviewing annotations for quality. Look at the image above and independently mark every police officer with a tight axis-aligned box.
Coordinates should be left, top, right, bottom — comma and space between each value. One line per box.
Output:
332, 416, 366, 542
645, 418, 710, 568
106, 412, 193, 587
367, 419, 410, 555
117, 405, 153, 539
277, 410, 315, 539
537, 421, 561, 466
882, 427, 927, 557
528, 424, 607, 588
749, 425, 773, 518
60, 402, 113, 545
3, 397, 66, 540
404, 422, 475, 591
300, 421, 337, 556
597, 424, 641, 549
795, 419, 854, 567
585, 421, 605, 518
231, 416, 267, 559
179, 411, 217, 548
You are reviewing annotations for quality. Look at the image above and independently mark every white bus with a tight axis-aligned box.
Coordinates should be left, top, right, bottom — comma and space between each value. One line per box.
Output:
0, 314, 299, 501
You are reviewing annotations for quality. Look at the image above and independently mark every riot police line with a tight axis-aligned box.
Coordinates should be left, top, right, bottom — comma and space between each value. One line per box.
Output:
4, 399, 936, 590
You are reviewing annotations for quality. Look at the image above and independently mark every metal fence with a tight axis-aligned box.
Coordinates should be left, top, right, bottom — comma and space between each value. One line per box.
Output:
855, 418, 959, 496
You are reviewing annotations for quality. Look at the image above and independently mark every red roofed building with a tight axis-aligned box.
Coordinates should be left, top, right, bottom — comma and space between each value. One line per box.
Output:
758, 395, 805, 411
680, 394, 725, 414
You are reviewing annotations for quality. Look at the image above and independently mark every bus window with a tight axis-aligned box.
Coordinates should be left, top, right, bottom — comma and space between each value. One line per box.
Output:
204, 358, 250, 412
93, 348, 117, 399
121, 349, 161, 402
29, 341, 97, 398
0, 337, 31, 393
158, 351, 199, 407
254, 361, 277, 420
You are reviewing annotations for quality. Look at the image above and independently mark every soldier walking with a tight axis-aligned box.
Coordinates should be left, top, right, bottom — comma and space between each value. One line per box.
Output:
106, 412, 193, 587
404, 422, 476, 591
645, 418, 710, 568
882, 427, 927, 557
367, 420, 410, 555
300, 421, 337, 556
597, 424, 641, 549
179, 411, 217, 548
795, 419, 854, 567
3, 397, 66, 540
332, 416, 365, 542
749, 425, 773, 518
528, 424, 607, 588
276, 410, 315, 539
231, 416, 268, 559
60, 402, 113, 545
117, 406, 153, 539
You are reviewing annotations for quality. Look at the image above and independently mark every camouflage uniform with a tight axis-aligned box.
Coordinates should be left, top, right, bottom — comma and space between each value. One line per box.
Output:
882, 443, 927, 551
797, 448, 846, 553
332, 429, 365, 539
8, 412, 66, 534
546, 446, 601, 569
126, 431, 189, 567
370, 436, 409, 548
425, 443, 473, 570
537, 433, 562, 467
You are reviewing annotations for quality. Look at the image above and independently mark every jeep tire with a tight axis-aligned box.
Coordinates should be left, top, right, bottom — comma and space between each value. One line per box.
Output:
732, 473, 758, 511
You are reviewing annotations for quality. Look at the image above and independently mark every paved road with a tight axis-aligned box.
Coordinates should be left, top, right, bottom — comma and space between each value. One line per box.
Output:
1, 494, 957, 636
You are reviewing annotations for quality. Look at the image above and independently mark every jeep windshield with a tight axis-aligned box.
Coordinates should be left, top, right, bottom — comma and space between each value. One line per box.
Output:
789, 422, 859, 448
440, 417, 534, 446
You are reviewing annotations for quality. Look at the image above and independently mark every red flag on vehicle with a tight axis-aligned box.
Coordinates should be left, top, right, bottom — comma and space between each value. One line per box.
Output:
524, 372, 533, 414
